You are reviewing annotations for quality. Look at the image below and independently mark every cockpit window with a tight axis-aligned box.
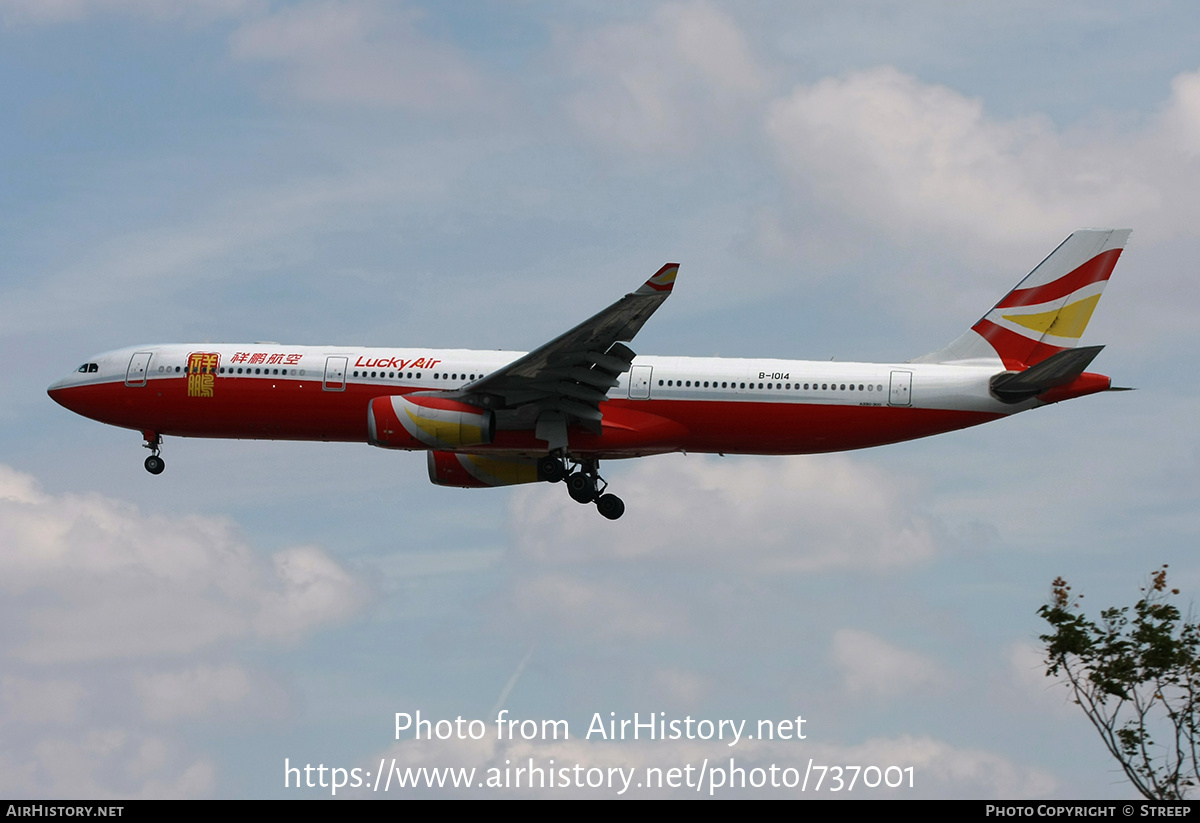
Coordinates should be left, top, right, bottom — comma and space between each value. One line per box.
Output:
77, 363, 99, 373
77, 364, 88, 373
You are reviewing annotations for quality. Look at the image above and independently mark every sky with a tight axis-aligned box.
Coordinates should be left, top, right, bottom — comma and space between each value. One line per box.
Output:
2, 0, 1200, 799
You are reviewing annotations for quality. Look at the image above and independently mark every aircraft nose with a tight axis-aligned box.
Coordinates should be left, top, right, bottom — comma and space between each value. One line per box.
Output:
47, 377, 68, 405
47, 374, 77, 409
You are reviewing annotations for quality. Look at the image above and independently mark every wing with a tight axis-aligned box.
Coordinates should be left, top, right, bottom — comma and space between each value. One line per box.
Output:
450, 263, 678, 432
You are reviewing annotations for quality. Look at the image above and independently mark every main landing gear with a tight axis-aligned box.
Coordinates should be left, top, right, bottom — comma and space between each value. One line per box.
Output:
142, 431, 164, 475
537, 454, 625, 520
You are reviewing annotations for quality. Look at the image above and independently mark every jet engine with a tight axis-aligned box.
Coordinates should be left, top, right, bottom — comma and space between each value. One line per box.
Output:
368, 395, 495, 450
427, 451, 540, 488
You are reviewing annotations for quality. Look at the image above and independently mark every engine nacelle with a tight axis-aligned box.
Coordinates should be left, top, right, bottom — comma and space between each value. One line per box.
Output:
427, 451, 540, 488
368, 394, 495, 450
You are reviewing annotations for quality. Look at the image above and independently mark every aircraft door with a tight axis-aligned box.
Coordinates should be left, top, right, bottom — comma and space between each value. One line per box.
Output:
323, 356, 347, 392
125, 351, 152, 387
888, 370, 912, 406
628, 364, 653, 400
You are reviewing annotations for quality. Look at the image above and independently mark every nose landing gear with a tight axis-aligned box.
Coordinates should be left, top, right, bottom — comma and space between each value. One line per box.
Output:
142, 431, 164, 475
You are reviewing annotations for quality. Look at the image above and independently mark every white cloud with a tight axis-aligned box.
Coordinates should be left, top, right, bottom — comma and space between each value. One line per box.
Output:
830, 628, 946, 698
648, 667, 711, 705
502, 574, 685, 642
509, 453, 937, 572
1162, 69, 1200, 158
0, 465, 349, 796
254, 546, 363, 639
229, 0, 490, 112
765, 65, 1167, 249
1, 676, 87, 726
499, 455, 937, 647
8, 731, 215, 798
0, 464, 41, 504
0, 464, 367, 663
135, 665, 253, 722
562, 2, 768, 152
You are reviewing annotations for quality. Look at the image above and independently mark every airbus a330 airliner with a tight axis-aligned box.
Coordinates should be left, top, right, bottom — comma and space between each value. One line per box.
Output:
48, 229, 1130, 519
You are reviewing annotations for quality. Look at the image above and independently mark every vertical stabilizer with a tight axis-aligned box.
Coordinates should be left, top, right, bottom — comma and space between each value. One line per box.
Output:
915, 229, 1130, 368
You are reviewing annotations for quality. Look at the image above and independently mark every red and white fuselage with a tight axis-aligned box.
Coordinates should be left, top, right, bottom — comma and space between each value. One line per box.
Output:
46, 229, 1129, 514
46, 342, 1100, 456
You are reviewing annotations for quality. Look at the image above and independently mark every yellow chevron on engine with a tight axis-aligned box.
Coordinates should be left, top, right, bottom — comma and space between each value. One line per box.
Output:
1001, 294, 1101, 340
464, 454, 538, 485
404, 406, 485, 446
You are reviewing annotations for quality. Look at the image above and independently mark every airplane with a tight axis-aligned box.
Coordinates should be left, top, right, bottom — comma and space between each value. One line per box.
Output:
48, 228, 1130, 520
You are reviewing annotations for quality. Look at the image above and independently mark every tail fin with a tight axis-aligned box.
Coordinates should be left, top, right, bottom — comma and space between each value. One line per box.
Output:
915, 229, 1131, 368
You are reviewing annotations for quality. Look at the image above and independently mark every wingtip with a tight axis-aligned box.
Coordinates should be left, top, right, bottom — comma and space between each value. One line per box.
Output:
635, 263, 679, 295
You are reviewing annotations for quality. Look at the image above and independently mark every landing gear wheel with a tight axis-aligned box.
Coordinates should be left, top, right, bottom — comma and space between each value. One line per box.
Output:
141, 431, 164, 475
537, 455, 566, 483
567, 472, 597, 504
596, 494, 625, 520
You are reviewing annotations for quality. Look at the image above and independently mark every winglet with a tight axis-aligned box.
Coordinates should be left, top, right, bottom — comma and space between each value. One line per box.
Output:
635, 263, 679, 295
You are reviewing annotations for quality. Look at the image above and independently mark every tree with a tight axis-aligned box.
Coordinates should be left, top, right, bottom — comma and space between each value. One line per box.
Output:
1039, 566, 1200, 799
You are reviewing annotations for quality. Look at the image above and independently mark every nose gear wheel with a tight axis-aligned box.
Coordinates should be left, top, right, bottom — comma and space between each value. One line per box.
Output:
142, 432, 164, 475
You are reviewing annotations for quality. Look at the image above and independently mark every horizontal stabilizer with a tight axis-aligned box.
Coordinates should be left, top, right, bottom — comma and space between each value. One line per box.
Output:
990, 345, 1105, 403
